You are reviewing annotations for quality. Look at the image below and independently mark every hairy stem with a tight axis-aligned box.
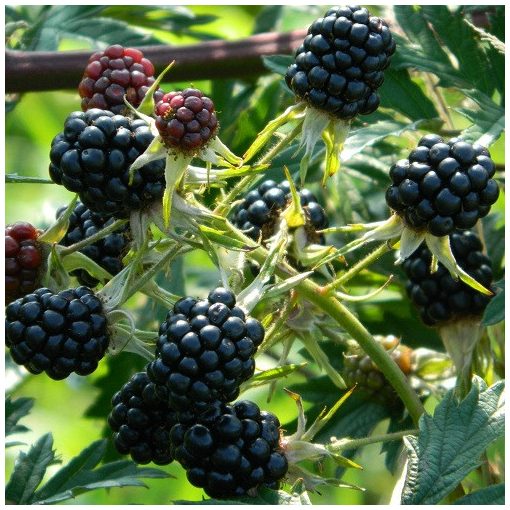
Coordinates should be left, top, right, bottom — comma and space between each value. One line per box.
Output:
225, 223, 426, 425
330, 429, 419, 451
323, 241, 394, 294
59, 219, 128, 257
214, 122, 302, 216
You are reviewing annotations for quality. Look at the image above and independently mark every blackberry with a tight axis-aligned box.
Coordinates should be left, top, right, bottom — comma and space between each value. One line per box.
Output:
155, 88, 218, 152
6, 222, 44, 305
79, 45, 164, 115
57, 202, 130, 287
169, 400, 288, 498
343, 335, 413, 406
231, 179, 328, 244
285, 5, 396, 119
402, 230, 494, 326
386, 135, 499, 236
108, 371, 179, 465
49, 109, 165, 216
147, 287, 264, 413
5, 286, 109, 380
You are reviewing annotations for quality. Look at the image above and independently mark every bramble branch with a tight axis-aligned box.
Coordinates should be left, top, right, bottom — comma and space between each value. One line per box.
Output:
6, 30, 306, 93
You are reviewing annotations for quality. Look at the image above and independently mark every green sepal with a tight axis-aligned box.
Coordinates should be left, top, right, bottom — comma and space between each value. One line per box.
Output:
136, 60, 176, 116
282, 166, 305, 228
424, 233, 493, 295
243, 103, 306, 163
163, 152, 191, 228
198, 224, 258, 252
61, 251, 113, 284
240, 363, 308, 393
38, 194, 79, 244
321, 118, 350, 186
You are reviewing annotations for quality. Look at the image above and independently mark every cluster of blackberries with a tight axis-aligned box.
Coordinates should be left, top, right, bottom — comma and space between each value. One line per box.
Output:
170, 400, 288, 498
285, 5, 396, 119
147, 287, 264, 413
232, 179, 328, 244
49, 108, 166, 217
343, 335, 413, 406
108, 371, 180, 465
402, 230, 494, 326
108, 287, 288, 498
57, 201, 130, 287
5, 286, 109, 380
155, 89, 218, 152
386, 135, 499, 236
79, 44, 163, 114
5, 222, 43, 305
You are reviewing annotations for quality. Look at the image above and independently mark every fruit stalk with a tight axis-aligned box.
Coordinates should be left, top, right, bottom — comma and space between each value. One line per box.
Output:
322, 240, 394, 294
226, 222, 426, 424
329, 428, 420, 451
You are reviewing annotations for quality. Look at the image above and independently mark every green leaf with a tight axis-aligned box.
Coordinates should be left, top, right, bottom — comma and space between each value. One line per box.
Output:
453, 483, 505, 505
32, 459, 170, 504
341, 119, 439, 163
253, 6, 283, 34
378, 68, 439, 120
401, 377, 505, 505
5, 396, 34, 436
5, 433, 55, 504
32, 439, 106, 503
456, 89, 505, 147
262, 54, 293, 76
482, 279, 505, 326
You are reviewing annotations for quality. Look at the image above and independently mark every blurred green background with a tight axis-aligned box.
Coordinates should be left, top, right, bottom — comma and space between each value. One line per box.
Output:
5, 4, 505, 505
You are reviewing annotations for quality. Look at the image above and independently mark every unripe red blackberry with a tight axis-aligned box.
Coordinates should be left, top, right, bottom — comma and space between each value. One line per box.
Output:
57, 202, 130, 287
169, 400, 288, 498
402, 229, 494, 326
386, 135, 499, 236
232, 179, 328, 243
49, 109, 165, 217
343, 334, 413, 405
5, 286, 109, 380
108, 371, 179, 465
155, 88, 218, 152
147, 288, 264, 413
6, 222, 44, 305
285, 5, 396, 119
79, 45, 163, 114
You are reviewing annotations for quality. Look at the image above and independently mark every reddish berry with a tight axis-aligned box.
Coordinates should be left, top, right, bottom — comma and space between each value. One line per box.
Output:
5, 222, 44, 304
155, 89, 218, 153
79, 45, 163, 115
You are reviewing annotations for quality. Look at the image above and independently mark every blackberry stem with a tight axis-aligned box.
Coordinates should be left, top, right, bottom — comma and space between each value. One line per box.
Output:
59, 219, 128, 257
323, 241, 394, 294
224, 223, 426, 425
214, 122, 302, 216
329, 429, 419, 451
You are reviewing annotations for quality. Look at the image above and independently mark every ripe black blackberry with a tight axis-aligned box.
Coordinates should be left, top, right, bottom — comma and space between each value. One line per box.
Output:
343, 335, 413, 406
402, 230, 494, 326
231, 179, 328, 243
49, 109, 165, 217
5, 286, 109, 380
6, 222, 44, 305
57, 201, 130, 287
79, 45, 164, 114
386, 135, 499, 236
169, 400, 288, 498
285, 5, 396, 119
155, 88, 218, 152
147, 287, 264, 413
108, 371, 180, 465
